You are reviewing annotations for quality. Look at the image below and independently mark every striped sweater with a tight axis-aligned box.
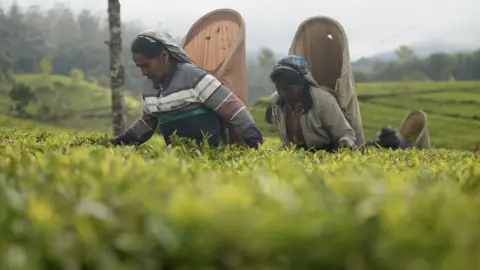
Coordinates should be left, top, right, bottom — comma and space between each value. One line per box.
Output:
122, 62, 263, 148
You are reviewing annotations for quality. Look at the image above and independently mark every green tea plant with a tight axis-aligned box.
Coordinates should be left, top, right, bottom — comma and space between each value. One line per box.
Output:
0, 126, 479, 269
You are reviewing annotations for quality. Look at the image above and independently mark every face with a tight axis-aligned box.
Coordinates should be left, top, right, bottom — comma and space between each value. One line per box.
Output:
275, 81, 303, 103
132, 52, 168, 83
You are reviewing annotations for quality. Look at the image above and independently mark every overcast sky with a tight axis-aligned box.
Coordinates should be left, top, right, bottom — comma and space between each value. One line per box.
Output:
4, 0, 480, 59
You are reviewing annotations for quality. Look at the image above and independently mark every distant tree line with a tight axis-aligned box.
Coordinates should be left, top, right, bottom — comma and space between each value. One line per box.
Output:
0, 2, 164, 95
1, 2, 479, 105
353, 45, 480, 82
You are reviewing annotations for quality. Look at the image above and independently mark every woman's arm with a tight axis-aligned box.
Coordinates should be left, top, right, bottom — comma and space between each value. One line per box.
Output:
194, 73, 264, 149
316, 91, 356, 148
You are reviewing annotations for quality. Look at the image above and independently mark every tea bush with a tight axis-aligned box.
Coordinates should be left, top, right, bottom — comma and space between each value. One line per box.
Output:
1, 126, 479, 269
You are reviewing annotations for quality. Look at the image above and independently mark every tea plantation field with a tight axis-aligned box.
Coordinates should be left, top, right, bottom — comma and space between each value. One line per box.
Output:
0, 74, 142, 132
0, 79, 479, 269
1, 75, 479, 150
0, 113, 479, 269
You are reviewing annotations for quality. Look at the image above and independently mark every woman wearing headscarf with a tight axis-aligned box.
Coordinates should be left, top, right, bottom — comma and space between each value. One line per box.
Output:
109, 30, 264, 149
268, 55, 356, 152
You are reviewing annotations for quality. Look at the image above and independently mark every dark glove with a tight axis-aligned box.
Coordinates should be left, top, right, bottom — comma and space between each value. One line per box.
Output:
109, 129, 155, 146
109, 131, 137, 146
243, 128, 264, 149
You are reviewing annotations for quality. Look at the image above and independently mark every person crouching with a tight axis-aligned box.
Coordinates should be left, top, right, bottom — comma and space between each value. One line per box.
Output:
109, 30, 264, 149
268, 55, 356, 152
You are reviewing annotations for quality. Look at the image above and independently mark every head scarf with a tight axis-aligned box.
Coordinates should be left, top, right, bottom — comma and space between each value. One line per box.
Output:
269, 55, 320, 87
136, 30, 193, 64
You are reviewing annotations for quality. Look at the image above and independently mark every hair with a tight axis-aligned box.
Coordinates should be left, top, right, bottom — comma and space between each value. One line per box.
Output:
131, 36, 169, 59
271, 70, 313, 112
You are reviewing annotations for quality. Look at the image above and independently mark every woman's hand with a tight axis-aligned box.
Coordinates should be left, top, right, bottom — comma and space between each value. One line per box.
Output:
242, 133, 264, 150
109, 130, 155, 146
109, 132, 136, 146
338, 139, 356, 150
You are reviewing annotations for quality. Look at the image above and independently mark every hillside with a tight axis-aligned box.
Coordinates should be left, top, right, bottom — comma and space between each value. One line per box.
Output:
0, 74, 143, 132
252, 81, 480, 151
358, 40, 479, 62
1, 77, 479, 151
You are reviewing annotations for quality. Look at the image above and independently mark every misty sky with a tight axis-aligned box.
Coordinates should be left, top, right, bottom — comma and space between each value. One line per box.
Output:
4, 0, 480, 59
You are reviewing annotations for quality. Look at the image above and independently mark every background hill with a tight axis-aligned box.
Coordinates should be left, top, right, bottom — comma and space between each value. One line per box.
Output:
0, 72, 142, 132
2, 75, 478, 151
1, 2, 480, 104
